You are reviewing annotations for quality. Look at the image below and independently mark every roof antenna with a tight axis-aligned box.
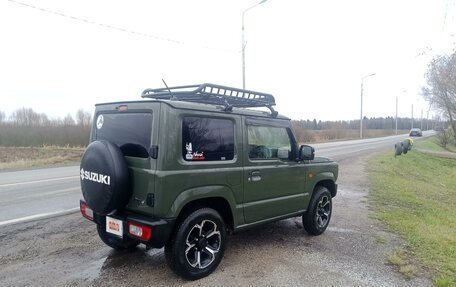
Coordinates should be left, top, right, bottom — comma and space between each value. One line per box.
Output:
162, 79, 177, 100
223, 98, 233, 112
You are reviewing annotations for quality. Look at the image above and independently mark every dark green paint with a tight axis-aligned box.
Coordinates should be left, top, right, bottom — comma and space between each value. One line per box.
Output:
91, 99, 338, 231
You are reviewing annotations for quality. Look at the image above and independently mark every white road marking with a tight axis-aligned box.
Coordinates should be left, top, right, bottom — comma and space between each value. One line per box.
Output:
0, 207, 80, 227
0, 176, 79, 188
0, 187, 80, 204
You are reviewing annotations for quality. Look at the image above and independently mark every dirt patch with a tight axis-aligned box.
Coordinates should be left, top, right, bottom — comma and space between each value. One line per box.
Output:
0, 146, 84, 170
414, 148, 456, 159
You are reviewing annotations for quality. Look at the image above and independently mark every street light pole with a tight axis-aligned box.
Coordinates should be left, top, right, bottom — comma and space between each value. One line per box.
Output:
360, 73, 376, 139
395, 96, 398, 135
242, 0, 267, 90
420, 109, 423, 130
411, 104, 414, 129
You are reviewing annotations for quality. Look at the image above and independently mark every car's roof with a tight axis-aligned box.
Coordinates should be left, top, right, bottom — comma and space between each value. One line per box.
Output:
95, 99, 290, 120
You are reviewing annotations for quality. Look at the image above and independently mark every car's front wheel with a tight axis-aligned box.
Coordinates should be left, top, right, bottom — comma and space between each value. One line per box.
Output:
165, 208, 226, 280
303, 186, 332, 235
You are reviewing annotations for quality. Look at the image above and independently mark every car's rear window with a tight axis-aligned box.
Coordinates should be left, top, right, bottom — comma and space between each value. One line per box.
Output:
95, 112, 152, 158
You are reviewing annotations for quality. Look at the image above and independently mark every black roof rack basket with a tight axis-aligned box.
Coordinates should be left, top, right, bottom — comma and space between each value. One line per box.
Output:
141, 83, 278, 116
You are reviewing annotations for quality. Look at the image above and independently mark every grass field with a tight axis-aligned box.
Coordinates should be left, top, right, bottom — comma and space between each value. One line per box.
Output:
414, 135, 456, 153
0, 146, 84, 170
368, 138, 456, 286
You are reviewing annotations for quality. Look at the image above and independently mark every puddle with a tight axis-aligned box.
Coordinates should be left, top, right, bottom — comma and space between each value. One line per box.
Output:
99, 246, 166, 270
336, 187, 367, 199
327, 226, 360, 234
68, 246, 166, 283
74, 256, 107, 281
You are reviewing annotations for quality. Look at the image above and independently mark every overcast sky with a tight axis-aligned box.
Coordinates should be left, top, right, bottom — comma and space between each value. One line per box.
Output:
1, 0, 455, 121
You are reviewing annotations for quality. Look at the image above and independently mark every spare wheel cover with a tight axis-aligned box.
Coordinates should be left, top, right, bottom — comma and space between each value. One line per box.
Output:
80, 140, 130, 214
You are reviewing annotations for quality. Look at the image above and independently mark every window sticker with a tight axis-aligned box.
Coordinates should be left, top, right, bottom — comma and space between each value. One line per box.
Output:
96, 115, 104, 129
185, 142, 194, 160
192, 151, 205, 161
185, 143, 206, 161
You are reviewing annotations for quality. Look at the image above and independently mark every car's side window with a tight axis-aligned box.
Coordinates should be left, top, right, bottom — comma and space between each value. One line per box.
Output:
247, 125, 292, 160
182, 116, 235, 162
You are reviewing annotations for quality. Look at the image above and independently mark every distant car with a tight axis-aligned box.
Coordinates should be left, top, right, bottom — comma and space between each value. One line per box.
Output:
409, 128, 422, 137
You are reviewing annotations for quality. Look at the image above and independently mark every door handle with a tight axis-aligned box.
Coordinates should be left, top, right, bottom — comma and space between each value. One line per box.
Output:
248, 170, 261, 182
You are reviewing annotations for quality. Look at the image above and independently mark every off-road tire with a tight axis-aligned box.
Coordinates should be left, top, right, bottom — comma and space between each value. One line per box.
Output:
97, 224, 139, 250
303, 186, 332, 235
165, 208, 226, 280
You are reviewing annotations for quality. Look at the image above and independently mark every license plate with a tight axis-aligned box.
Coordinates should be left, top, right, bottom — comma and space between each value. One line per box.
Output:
106, 216, 123, 237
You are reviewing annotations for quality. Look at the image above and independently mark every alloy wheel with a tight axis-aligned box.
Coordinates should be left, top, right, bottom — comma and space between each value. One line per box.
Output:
185, 220, 221, 269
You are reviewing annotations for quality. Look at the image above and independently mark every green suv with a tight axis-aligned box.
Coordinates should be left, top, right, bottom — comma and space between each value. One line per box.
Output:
79, 83, 338, 280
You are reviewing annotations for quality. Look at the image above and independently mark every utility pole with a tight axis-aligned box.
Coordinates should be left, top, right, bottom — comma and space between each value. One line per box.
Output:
426, 105, 430, 130
360, 81, 363, 138
411, 104, 414, 129
360, 73, 376, 139
395, 96, 398, 135
241, 0, 268, 89
420, 109, 423, 130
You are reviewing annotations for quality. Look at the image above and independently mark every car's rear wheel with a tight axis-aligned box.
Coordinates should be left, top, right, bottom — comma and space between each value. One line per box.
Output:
303, 186, 332, 235
97, 224, 139, 250
165, 208, 226, 280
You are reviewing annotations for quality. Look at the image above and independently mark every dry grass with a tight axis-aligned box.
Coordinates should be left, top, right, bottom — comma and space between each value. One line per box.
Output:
387, 249, 417, 279
0, 146, 84, 170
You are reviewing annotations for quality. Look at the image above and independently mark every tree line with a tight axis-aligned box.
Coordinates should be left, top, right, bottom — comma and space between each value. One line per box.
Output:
291, 116, 437, 131
0, 108, 92, 147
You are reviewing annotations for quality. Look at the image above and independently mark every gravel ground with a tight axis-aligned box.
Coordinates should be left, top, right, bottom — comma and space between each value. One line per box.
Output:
0, 154, 433, 287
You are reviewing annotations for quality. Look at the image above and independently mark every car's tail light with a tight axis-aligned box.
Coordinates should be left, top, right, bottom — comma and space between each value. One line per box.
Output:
80, 202, 94, 221
128, 221, 152, 241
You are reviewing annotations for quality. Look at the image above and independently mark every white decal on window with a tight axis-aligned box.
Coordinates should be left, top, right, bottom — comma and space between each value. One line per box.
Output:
96, 115, 104, 129
185, 142, 193, 160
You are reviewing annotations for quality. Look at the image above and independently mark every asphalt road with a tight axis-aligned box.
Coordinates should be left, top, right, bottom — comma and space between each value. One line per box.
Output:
0, 166, 80, 225
0, 132, 432, 226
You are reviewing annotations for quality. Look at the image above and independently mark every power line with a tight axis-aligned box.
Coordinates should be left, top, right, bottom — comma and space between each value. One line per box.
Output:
5, 0, 237, 53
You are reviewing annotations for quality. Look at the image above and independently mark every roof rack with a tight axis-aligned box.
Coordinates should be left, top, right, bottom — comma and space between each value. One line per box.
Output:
141, 83, 278, 117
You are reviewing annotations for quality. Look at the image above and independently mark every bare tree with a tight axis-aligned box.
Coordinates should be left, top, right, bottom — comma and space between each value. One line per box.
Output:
422, 52, 456, 142
8, 108, 52, 126
38, 113, 51, 126
63, 114, 76, 126
10, 108, 40, 126
75, 109, 92, 127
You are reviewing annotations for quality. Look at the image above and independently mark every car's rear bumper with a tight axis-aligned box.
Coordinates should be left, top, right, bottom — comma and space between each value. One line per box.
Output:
80, 200, 175, 248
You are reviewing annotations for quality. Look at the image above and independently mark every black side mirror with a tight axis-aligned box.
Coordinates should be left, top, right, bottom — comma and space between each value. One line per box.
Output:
299, 145, 315, 161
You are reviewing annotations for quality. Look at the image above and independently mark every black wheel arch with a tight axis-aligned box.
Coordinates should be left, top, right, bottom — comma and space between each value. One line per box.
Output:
175, 197, 234, 231
314, 179, 337, 197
